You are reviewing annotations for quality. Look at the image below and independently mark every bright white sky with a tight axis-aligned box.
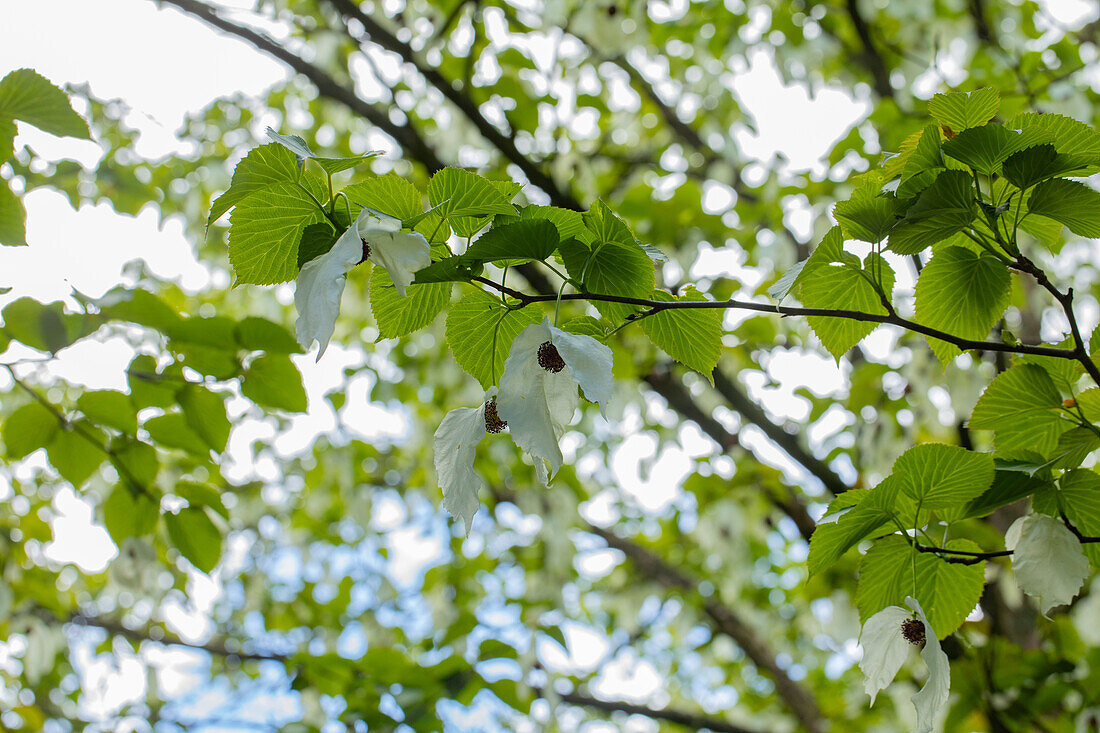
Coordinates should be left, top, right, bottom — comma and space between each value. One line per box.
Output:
1, 0, 1097, 729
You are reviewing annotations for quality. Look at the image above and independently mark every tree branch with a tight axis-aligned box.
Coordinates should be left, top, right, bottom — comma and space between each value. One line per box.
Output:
486, 482, 823, 731
66, 612, 286, 662
969, 0, 998, 45
67, 608, 757, 733
588, 525, 824, 732
1010, 255, 1100, 386
153, 0, 447, 172
845, 0, 895, 99
324, 0, 582, 210
711, 369, 850, 498
550, 687, 764, 733
473, 275, 1079, 361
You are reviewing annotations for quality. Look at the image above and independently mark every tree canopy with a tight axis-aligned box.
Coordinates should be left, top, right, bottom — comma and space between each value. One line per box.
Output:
2, 1, 1100, 731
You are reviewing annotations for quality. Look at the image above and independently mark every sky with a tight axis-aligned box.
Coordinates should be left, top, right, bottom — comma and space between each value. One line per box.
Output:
1, 0, 1098, 730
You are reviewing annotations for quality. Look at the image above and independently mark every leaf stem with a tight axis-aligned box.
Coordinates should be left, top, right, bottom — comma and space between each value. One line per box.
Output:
296, 181, 340, 228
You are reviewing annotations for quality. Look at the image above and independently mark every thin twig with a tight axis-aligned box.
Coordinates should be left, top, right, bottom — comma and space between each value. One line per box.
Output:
471, 276, 1079, 361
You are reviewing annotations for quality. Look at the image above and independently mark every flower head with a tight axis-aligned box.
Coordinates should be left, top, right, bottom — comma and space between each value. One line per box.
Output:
434, 390, 503, 535
859, 596, 949, 733
496, 317, 613, 482
295, 208, 430, 358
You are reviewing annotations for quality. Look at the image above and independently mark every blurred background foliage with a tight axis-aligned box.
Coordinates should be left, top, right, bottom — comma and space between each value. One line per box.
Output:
2, 0, 1100, 731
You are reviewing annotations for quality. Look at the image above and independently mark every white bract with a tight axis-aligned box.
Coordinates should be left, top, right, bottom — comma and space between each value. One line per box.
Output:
295, 208, 430, 357
496, 317, 613, 482
1006, 512, 1089, 615
859, 596, 950, 733
434, 390, 502, 535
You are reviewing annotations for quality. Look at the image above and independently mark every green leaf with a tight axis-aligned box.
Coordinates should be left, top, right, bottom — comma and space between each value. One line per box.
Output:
0, 182, 27, 246
3, 401, 60, 459
0, 117, 16, 160
559, 236, 655, 320
560, 202, 655, 309
235, 316, 301, 353
241, 354, 308, 412
1036, 470, 1100, 564
581, 199, 635, 246
208, 143, 301, 225
517, 205, 586, 240
463, 220, 559, 264
102, 485, 159, 544
890, 443, 995, 511
428, 168, 516, 222
266, 127, 381, 175
445, 288, 542, 389
98, 289, 180, 332
833, 194, 896, 243
895, 169, 939, 202
171, 343, 239, 381
126, 355, 180, 409
369, 268, 451, 339
228, 177, 329, 285
165, 507, 222, 574
901, 124, 945, 179
297, 222, 340, 268
559, 316, 607, 340
77, 390, 137, 434
940, 123, 1050, 175
175, 481, 229, 520
178, 386, 231, 453
1008, 112, 1100, 161
0, 68, 91, 139
928, 88, 999, 132
807, 478, 900, 575
343, 175, 423, 220
144, 413, 211, 456
264, 129, 312, 159
914, 247, 1010, 364
856, 535, 985, 637
167, 316, 238, 350
1002, 144, 1093, 191
767, 260, 806, 302
959, 467, 1052, 520
969, 364, 1070, 457
1, 297, 88, 353
888, 170, 977, 254
1077, 387, 1100, 424
802, 252, 894, 360
412, 255, 483, 284
46, 422, 106, 488
770, 226, 844, 302
1014, 341, 1083, 394
112, 439, 160, 488
1050, 427, 1100, 470
640, 288, 723, 382
1027, 179, 1100, 238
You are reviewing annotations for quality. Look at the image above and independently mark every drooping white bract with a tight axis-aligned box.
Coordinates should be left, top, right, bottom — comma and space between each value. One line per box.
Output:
496, 317, 613, 482
1006, 512, 1089, 615
859, 605, 912, 705
859, 596, 950, 733
294, 207, 430, 358
360, 209, 431, 297
433, 389, 504, 536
